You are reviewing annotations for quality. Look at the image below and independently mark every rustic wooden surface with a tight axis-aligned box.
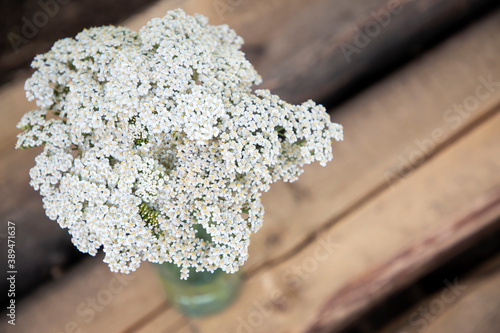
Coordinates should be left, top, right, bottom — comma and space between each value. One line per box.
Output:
2, 1, 500, 333
307, 189, 500, 333
423, 256, 500, 333
379, 253, 500, 333
3, 0, 500, 302
0, 0, 159, 87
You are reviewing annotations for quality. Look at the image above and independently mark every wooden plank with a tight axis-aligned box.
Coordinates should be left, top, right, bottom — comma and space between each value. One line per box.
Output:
3, 254, 167, 333
0, 0, 159, 87
130, 308, 187, 333
307, 189, 500, 332
423, 257, 500, 333
379, 253, 500, 333
173, 97, 500, 333
256, 0, 500, 104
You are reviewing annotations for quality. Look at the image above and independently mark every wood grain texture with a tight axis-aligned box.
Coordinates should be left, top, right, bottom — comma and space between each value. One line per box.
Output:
423, 258, 500, 333
307, 189, 500, 333
0, 86, 86, 302
379, 254, 500, 333
130, 307, 187, 333
257, 0, 500, 104
4, 254, 167, 333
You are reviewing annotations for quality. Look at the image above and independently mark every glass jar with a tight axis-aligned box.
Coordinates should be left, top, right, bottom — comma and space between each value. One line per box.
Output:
155, 262, 242, 317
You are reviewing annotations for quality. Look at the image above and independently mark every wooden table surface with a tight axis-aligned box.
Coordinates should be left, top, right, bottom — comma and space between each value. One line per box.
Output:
2, 1, 500, 332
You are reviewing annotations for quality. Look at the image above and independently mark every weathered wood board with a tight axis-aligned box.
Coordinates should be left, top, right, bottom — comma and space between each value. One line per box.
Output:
2, 0, 500, 303
379, 254, 500, 333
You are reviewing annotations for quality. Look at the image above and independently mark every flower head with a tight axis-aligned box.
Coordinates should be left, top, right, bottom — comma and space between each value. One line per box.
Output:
17, 9, 343, 279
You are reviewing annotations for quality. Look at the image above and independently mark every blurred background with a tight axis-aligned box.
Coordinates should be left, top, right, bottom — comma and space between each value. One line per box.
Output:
2, 0, 500, 332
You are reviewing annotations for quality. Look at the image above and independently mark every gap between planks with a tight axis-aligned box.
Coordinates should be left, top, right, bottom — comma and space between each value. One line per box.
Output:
307, 185, 500, 332
422, 255, 500, 333
379, 247, 500, 333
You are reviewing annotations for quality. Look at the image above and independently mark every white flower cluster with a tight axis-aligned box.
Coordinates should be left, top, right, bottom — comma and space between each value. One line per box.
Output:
17, 9, 343, 279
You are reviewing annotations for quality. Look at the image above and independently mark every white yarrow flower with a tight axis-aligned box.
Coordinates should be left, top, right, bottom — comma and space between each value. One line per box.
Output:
16, 9, 343, 279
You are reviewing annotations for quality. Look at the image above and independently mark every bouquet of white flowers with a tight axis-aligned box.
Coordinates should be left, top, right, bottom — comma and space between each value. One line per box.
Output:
16, 9, 343, 279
